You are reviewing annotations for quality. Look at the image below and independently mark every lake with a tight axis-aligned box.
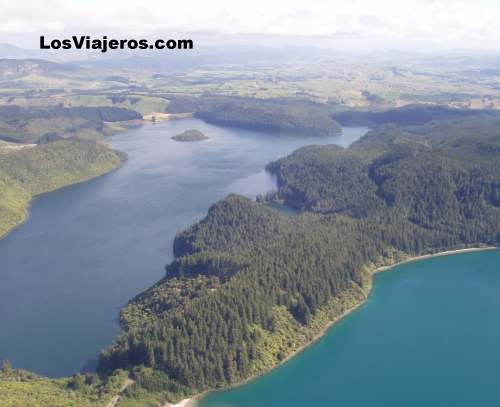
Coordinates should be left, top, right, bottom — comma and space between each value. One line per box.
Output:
199, 249, 500, 407
0, 118, 368, 377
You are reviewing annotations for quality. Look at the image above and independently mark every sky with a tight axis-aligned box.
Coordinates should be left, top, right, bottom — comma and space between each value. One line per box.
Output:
1, 0, 500, 51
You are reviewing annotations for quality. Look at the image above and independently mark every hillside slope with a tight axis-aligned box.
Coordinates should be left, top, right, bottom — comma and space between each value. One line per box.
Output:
0, 140, 125, 238
97, 117, 500, 403
0, 105, 142, 144
166, 96, 342, 137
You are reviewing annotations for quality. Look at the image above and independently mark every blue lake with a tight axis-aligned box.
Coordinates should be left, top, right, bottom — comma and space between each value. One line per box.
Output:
0, 119, 368, 376
199, 249, 500, 407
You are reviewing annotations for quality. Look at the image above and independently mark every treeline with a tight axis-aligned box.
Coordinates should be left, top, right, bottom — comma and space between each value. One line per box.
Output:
0, 139, 125, 238
266, 145, 383, 216
99, 196, 380, 391
268, 119, 500, 236
97, 116, 499, 401
0, 360, 129, 407
165, 97, 500, 137
332, 104, 500, 127
166, 95, 341, 137
0, 105, 142, 143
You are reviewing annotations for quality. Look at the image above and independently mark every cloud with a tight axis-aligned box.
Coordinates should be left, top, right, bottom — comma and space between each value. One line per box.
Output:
1, 0, 500, 49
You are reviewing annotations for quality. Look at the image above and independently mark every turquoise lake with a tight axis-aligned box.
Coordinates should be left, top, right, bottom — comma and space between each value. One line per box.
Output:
199, 249, 500, 407
0, 119, 367, 377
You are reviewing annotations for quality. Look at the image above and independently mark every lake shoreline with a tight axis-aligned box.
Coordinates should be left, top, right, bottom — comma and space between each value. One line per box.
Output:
0, 151, 126, 242
371, 246, 498, 275
184, 245, 499, 406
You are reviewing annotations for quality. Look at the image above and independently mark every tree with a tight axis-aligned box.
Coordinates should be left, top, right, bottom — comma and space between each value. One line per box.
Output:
1, 360, 12, 375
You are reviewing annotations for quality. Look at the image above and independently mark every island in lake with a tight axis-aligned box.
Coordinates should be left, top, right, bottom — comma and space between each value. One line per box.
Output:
171, 129, 209, 142
1, 61, 500, 406
98, 113, 500, 405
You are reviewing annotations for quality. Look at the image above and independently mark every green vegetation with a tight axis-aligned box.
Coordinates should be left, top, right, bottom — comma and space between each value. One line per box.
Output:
332, 104, 500, 127
0, 139, 125, 238
0, 106, 142, 144
3, 50, 500, 112
96, 116, 499, 402
0, 99, 498, 406
171, 129, 209, 142
2, 48, 500, 405
0, 361, 129, 407
166, 96, 341, 136
0, 97, 137, 241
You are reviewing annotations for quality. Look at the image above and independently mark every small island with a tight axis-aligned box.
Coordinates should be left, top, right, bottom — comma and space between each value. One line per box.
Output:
171, 129, 209, 142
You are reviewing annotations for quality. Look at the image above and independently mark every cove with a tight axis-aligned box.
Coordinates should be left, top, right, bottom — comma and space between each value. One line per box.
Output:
198, 249, 500, 407
0, 118, 368, 377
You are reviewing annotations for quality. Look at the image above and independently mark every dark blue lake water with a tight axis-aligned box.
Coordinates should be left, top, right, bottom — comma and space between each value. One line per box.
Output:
0, 119, 368, 376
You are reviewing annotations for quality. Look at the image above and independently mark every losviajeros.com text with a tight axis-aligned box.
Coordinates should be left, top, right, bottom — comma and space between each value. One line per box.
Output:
40, 35, 193, 52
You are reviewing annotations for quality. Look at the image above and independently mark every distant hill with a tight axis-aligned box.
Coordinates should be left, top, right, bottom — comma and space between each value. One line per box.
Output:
77, 45, 333, 71
0, 58, 80, 80
167, 95, 342, 137
332, 104, 500, 126
0, 43, 38, 58
0, 105, 142, 143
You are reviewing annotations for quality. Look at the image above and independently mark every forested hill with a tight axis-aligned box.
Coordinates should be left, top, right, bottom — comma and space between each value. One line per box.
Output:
166, 95, 342, 136
0, 139, 125, 238
0, 105, 142, 144
332, 104, 500, 127
267, 118, 500, 224
97, 117, 499, 403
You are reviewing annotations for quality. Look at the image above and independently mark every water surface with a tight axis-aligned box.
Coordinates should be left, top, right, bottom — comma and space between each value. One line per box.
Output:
0, 119, 367, 376
199, 250, 500, 407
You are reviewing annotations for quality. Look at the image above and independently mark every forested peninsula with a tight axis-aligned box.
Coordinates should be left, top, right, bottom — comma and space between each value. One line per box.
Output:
95, 115, 500, 404
166, 96, 342, 137
1, 102, 499, 406
0, 139, 125, 239
0, 105, 142, 239
2, 47, 500, 407
0, 105, 142, 144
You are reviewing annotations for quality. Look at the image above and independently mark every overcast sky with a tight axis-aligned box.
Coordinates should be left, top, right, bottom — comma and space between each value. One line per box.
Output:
1, 0, 499, 51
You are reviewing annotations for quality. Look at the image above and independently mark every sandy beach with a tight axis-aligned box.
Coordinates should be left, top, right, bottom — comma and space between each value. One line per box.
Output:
372, 246, 498, 275
165, 399, 196, 407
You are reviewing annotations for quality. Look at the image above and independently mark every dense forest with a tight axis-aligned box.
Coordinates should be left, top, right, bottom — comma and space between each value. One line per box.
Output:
96, 116, 500, 403
0, 102, 142, 240
0, 361, 130, 407
2, 40, 500, 406
0, 105, 142, 143
166, 95, 342, 136
332, 104, 500, 127
0, 139, 125, 238
171, 129, 209, 142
